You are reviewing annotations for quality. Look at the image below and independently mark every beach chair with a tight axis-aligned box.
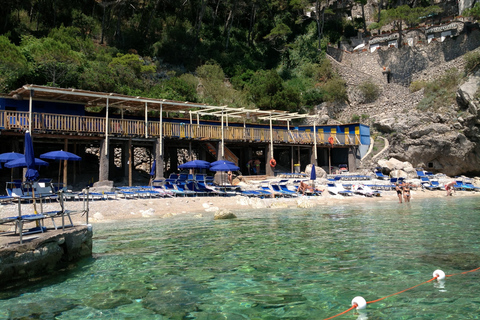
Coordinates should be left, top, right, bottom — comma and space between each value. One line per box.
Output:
352, 184, 381, 197
278, 182, 301, 196
327, 183, 354, 196
186, 181, 208, 196
271, 184, 297, 197
463, 181, 480, 191
375, 171, 388, 180
163, 182, 187, 196
453, 180, 471, 191
416, 170, 427, 178
165, 173, 179, 184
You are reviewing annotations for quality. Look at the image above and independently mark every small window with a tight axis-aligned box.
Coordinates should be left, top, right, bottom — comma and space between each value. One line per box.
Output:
428, 162, 433, 168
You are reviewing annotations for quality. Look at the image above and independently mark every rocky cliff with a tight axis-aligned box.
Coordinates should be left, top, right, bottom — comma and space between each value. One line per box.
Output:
324, 29, 480, 176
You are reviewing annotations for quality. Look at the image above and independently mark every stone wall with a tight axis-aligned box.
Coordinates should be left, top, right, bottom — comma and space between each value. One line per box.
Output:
0, 226, 92, 288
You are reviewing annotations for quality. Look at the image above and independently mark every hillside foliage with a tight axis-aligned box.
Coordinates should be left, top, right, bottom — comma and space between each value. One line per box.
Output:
0, 0, 455, 114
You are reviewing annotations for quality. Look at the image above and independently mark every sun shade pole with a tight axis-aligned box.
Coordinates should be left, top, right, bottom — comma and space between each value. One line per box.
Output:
189, 110, 193, 137
221, 108, 225, 159
269, 112, 274, 157
28, 89, 33, 132
189, 111, 192, 160
145, 101, 148, 138
314, 120, 317, 162
105, 97, 109, 155
159, 103, 163, 156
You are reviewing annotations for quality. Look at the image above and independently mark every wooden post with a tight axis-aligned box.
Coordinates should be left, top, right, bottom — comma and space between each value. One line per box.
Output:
128, 138, 133, 186
63, 138, 68, 186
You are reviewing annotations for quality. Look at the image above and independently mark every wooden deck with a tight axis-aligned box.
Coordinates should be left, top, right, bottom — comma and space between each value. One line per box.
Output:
0, 110, 361, 146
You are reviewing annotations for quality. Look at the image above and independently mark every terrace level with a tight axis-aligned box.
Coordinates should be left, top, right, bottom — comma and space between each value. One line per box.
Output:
0, 85, 370, 186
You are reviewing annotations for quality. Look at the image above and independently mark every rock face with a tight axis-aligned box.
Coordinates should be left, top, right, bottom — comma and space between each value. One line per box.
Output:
0, 226, 93, 287
326, 27, 480, 176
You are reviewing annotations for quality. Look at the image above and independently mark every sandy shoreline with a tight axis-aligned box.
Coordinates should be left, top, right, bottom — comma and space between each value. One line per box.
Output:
2, 188, 479, 229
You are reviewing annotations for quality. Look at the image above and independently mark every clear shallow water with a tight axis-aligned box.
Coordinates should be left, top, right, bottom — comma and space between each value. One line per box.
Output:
1, 197, 479, 319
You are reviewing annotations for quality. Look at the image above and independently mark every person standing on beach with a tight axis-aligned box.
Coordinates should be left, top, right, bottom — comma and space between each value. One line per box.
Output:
395, 183, 403, 203
403, 183, 411, 202
445, 181, 455, 196
254, 159, 261, 175
247, 159, 253, 175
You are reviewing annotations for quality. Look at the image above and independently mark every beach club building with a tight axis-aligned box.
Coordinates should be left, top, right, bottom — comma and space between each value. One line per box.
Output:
0, 85, 370, 186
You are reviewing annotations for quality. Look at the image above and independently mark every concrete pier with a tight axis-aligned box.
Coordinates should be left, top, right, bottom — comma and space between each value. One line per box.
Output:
0, 225, 92, 287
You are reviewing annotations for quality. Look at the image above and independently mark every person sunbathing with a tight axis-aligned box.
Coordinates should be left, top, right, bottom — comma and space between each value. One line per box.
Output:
298, 181, 314, 195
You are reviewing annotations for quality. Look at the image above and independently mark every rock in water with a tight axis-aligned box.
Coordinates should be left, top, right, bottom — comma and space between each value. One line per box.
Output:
214, 209, 237, 220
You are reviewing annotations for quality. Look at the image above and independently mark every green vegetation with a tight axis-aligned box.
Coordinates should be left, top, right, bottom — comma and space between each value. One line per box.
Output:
369, 4, 442, 45
0, 1, 454, 115
409, 80, 427, 93
463, 3, 480, 20
416, 69, 463, 111
464, 51, 480, 74
358, 80, 380, 103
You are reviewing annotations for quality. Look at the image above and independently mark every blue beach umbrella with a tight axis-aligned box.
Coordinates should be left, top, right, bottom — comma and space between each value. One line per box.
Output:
210, 161, 240, 186
149, 160, 156, 185
310, 164, 316, 181
210, 161, 240, 172
310, 164, 316, 189
210, 160, 235, 167
24, 131, 39, 182
0, 152, 23, 163
40, 150, 81, 161
179, 160, 211, 169
0, 152, 23, 181
150, 160, 156, 177
4, 156, 49, 168
40, 150, 81, 187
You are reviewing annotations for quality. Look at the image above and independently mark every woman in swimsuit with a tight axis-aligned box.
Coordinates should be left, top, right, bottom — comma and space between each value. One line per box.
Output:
403, 183, 411, 202
395, 183, 403, 203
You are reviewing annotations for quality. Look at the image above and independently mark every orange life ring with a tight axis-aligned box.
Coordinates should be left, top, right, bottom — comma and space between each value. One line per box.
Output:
328, 136, 334, 145
269, 158, 277, 168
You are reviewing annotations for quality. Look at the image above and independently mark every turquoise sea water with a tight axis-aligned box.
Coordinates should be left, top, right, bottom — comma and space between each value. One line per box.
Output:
0, 197, 479, 319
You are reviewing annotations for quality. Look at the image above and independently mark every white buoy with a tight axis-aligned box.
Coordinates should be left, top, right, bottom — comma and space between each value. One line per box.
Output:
351, 296, 367, 310
433, 269, 445, 280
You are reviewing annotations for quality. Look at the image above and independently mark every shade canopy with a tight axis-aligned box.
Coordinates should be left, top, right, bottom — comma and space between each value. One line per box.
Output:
178, 160, 211, 169
5, 156, 49, 168
0, 152, 23, 163
210, 161, 240, 172
40, 150, 81, 161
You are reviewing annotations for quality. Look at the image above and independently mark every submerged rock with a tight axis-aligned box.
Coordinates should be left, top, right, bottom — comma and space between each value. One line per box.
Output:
214, 209, 237, 220
421, 252, 480, 270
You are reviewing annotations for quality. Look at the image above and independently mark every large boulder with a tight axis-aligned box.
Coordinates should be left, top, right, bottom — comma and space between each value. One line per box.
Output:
214, 209, 237, 220
305, 164, 327, 179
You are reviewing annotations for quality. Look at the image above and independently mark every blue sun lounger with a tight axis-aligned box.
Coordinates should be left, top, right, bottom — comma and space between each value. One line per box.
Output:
375, 171, 388, 179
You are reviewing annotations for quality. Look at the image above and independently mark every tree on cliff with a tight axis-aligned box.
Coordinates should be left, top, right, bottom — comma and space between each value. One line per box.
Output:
376, 5, 443, 47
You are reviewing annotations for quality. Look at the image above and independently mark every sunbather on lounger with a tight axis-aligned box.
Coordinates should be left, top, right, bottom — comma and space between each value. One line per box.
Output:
298, 181, 312, 195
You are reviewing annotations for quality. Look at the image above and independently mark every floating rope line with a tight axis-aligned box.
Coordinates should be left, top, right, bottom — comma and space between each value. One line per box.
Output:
322, 267, 479, 320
